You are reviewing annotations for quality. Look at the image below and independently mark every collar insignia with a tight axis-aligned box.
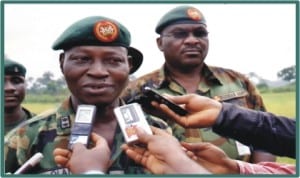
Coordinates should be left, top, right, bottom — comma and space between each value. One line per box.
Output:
60, 116, 71, 129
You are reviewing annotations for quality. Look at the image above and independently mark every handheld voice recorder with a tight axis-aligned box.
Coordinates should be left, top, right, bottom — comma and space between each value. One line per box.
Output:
114, 103, 152, 144
68, 105, 96, 149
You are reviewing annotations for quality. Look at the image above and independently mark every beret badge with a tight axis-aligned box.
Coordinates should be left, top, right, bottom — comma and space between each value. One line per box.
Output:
186, 7, 202, 21
93, 21, 119, 42
14, 67, 19, 73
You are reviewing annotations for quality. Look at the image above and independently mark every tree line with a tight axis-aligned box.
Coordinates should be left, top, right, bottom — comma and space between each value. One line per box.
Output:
26, 65, 296, 95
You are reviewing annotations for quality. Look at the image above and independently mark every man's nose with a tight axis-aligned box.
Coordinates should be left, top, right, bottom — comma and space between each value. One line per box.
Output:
183, 33, 200, 44
5, 81, 16, 91
87, 61, 109, 77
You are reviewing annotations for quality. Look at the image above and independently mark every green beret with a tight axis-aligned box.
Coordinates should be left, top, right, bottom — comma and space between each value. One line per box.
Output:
52, 16, 143, 74
5, 58, 27, 77
155, 5, 206, 34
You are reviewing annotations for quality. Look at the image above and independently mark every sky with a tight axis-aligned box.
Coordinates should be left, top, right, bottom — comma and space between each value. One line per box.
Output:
3, 2, 296, 81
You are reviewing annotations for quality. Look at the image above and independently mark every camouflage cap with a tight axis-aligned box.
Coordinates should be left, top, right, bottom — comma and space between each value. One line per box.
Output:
155, 5, 206, 34
52, 16, 143, 74
5, 58, 27, 77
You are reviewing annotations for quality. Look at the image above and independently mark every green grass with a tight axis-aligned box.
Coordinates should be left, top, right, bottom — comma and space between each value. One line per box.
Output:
261, 91, 296, 165
22, 91, 296, 165
22, 102, 60, 114
261, 91, 296, 118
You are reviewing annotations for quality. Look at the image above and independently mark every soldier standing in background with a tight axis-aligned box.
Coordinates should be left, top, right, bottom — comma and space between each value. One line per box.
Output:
122, 5, 276, 163
4, 57, 35, 135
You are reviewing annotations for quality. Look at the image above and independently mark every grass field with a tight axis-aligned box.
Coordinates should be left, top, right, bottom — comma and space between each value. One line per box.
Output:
22, 102, 60, 114
261, 91, 296, 165
22, 91, 297, 164
261, 91, 296, 118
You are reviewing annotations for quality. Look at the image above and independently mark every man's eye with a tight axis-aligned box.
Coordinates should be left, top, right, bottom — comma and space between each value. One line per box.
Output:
72, 56, 90, 62
11, 77, 24, 84
173, 31, 188, 38
194, 30, 209, 38
108, 57, 123, 64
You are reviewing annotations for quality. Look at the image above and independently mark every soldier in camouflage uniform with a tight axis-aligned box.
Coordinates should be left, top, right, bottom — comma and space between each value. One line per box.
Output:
122, 5, 276, 163
4, 58, 35, 135
4, 16, 170, 174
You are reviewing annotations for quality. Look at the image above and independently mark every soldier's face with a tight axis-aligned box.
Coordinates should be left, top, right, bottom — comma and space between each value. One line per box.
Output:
60, 46, 131, 105
156, 24, 209, 69
4, 75, 26, 110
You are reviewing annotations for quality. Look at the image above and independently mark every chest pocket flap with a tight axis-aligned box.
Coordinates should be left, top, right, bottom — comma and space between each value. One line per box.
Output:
210, 83, 249, 102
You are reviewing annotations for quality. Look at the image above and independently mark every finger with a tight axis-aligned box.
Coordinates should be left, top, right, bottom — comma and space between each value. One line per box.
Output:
54, 155, 69, 166
181, 142, 208, 152
121, 143, 147, 155
158, 104, 187, 126
53, 148, 70, 158
125, 149, 145, 165
149, 126, 171, 137
72, 143, 86, 152
162, 94, 192, 105
150, 99, 181, 117
120, 143, 129, 151
130, 145, 148, 155
185, 150, 198, 161
134, 127, 153, 144
90, 132, 108, 148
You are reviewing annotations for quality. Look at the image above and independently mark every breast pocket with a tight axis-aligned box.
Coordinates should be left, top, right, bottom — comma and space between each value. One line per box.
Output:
213, 90, 249, 107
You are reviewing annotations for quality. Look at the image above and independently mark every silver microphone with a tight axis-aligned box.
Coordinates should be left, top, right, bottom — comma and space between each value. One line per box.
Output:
14, 152, 44, 174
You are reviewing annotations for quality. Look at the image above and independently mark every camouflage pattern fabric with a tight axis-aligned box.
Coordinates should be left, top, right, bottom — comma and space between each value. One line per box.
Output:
122, 63, 266, 161
5, 107, 35, 135
4, 97, 170, 174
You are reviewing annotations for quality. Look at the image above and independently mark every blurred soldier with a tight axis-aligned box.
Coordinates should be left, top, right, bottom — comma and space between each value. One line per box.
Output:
4, 57, 35, 135
122, 5, 275, 163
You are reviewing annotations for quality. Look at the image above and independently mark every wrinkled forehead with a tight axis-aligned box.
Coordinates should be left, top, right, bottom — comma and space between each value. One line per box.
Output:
64, 45, 128, 55
162, 23, 207, 33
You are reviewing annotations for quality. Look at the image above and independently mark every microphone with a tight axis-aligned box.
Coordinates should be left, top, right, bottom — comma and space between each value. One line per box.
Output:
14, 152, 44, 174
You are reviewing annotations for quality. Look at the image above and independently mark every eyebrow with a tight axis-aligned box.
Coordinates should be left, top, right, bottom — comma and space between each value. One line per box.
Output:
168, 26, 207, 32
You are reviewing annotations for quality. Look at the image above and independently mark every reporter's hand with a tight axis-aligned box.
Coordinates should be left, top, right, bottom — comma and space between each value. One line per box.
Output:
151, 94, 222, 128
121, 127, 210, 174
181, 142, 239, 174
53, 132, 111, 174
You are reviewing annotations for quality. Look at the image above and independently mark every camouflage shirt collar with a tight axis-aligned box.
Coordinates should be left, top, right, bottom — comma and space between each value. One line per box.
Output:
55, 97, 127, 134
202, 64, 223, 85
156, 63, 223, 88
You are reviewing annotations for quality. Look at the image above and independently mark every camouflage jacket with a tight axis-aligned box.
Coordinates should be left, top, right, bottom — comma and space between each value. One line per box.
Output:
5, 107, 35, 135
122, 64, 267, 161
4, 97, 170, 174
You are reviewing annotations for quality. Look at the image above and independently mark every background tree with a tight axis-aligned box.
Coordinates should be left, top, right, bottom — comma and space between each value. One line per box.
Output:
277, 65, 296, 82
27, 71, 67, 95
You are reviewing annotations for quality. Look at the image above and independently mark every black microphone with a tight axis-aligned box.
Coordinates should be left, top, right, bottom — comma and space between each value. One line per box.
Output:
14, 152, 44, 174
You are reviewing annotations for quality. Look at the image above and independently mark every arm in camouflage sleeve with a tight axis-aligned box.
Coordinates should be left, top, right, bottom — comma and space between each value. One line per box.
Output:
240, 73, 267, 111
5, 131, 23, 173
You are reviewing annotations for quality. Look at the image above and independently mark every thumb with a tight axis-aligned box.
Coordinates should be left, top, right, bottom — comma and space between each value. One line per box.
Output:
90, 132, 105, 145
72, 142, 86, 152
135, 127, 152, 144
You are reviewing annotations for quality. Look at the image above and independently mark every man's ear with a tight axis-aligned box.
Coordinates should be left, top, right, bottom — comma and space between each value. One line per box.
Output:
59, 53, 65, 73
156, 37, 164, 52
